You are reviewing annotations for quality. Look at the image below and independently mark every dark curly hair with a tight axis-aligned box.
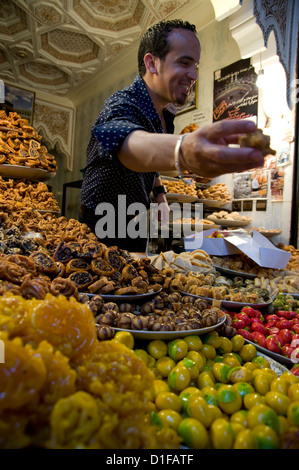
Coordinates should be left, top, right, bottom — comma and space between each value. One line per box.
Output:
138, 19, 197, 76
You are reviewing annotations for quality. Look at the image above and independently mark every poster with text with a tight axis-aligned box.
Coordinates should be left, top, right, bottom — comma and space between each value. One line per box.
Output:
213, 58, 258, 122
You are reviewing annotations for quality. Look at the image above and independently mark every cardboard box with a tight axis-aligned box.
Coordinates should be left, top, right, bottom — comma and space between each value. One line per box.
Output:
184, 229, 291, 269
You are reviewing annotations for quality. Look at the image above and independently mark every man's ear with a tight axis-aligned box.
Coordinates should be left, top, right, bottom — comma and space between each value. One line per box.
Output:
144, 53, 158, 74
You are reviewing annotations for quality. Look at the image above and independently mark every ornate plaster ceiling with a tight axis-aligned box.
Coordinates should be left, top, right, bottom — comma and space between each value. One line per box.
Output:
0, 0, 194, 97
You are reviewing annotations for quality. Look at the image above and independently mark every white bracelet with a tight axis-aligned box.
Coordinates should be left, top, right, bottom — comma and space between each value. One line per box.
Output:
174, 134, 193, 185
174, 134, 186, 176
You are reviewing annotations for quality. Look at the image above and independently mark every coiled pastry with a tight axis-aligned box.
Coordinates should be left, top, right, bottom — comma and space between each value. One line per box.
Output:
67, 270, 95, 291
65, 258, 91, 275
91, 258, 114, 277
104, 247, 125, 271
53, 242, 76, 264
29, 251, 59, 276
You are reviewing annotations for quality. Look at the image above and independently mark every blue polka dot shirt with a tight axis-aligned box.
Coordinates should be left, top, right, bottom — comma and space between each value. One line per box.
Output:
81, 75, 175, 211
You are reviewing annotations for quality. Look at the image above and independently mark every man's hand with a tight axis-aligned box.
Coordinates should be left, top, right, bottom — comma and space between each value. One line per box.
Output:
180, 119, 265, 177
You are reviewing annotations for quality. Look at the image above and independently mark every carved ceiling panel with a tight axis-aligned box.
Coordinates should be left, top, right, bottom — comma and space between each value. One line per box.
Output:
0, 0, 193, 96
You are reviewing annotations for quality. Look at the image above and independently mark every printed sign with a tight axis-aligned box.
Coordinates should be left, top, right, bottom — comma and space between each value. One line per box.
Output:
213, 59, 258, 122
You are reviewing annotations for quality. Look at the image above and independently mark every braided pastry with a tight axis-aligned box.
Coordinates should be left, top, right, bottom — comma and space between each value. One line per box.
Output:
0, 258, 27, 284
50, 277, 79, 299
7, 254, 37, 276
20, 273, 50, 300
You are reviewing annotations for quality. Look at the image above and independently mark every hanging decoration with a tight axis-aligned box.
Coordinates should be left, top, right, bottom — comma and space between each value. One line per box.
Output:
253, 0, 299, 110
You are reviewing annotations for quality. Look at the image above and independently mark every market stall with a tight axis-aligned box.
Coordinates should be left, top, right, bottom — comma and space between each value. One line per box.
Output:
0, 109, 299, 450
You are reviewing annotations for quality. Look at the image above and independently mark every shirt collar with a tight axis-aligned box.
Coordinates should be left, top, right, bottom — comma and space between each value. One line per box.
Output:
130, 75, 175, 132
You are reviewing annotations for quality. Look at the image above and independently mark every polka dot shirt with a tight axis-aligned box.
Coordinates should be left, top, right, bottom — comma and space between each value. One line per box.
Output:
81, 75, 175, 211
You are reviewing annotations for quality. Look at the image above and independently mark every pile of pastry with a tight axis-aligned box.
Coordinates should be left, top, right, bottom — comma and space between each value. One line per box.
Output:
0, 176, 60, 212
0, 110, 57, 172
149, 249, 214, 274
277, 243, 299, 272
161, 178, 197, 196
207, 210, 252, 223
197, 183, 232, 202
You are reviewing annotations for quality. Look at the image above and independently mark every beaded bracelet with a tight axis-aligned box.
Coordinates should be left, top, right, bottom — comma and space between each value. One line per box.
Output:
174, 134, 194, 185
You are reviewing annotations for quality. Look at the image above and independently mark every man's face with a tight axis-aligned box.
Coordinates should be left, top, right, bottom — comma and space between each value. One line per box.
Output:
154, 28, 201, 107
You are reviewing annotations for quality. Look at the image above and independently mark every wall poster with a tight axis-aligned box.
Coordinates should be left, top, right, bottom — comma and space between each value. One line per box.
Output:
234, 170, 268, 200
213, 58, 258, 122
270, 167, 284, 201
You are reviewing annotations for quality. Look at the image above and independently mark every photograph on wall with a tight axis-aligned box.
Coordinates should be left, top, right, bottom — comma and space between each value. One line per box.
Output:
271, 167, 284, 201
250, 169, 268, 198
0, 84, 35, 124
276, 143, 292, 167
233, 172, 252, 199
213, 58, 258, 122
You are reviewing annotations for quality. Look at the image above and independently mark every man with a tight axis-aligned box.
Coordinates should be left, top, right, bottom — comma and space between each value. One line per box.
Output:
80, 19, 264, 252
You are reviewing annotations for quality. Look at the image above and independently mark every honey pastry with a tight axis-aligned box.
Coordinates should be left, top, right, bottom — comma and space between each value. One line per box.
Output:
29, 251, 59, 276
0, 258, 27, 284
87, 294, 104, 313
0, 141, 11, 154
114, 286, 139, 295
65, 258, 91, 275
55, 261, 66, 277
18, 148, 29, 158
81, 240, 106, 258
66, 242, 82, 253
67, 270, 95, 291
104, 246, 125, 271
7, 254, 37, 276
53, 241, 76, 264
121, 263, 138, 282
131, 276, 149, 294
88, 276, 110, 294
26, 158, 40, 168
180, 123, 199, 134
20, 273, 50, 300
239, 128, 276, 156
98, 281, 116, 294
28, 148, 40, 159
50, 277, 79, 299
91, 258, 114, 277
7, 138, 16, 150
29, 139, 41, 150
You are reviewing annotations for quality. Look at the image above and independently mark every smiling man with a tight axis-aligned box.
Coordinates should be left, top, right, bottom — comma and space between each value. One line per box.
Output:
80, 20, 264, 252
